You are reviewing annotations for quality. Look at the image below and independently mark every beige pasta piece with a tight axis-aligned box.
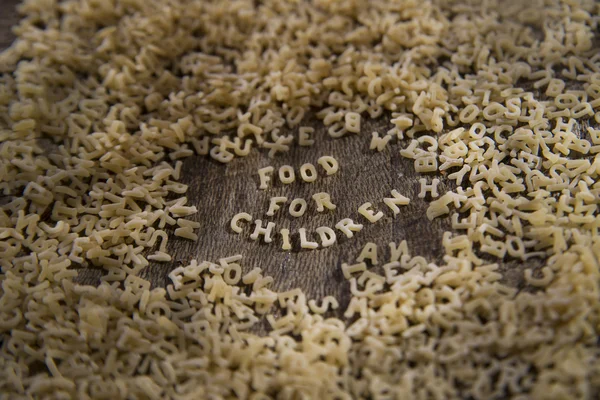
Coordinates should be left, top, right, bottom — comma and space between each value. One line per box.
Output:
358, 202, 383, 223
418, 178, 440, 198
317, 156, 339, 175
312, 192, 337, 212
299, 163, 317, 182
315, 226, 336, 247
344, 112, 361, 133
298, 127, 315, 146
357, 242, 378, 265
335, 218, 364, 238
174, 227, 198, 241
298, 228, 318, 249
148, 251, 171, 262
289, 198, 307, 217
266, 197, 287, 216
177, 218, 201, 229
250, 220, 276, 243
341, 262, 367, 280
383, 190, 410, 216
264, 135, 293, 158
231, 212, 252, 233
308, 296, 339, 314
278, 165, 296, 184
257, 166, 274, 190
414, 154, 438, 173
280, 228, 292, 250
370, 132, 392, 152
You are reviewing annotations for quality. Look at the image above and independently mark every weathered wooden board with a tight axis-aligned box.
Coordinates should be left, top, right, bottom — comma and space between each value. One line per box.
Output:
0, 0, 20, 51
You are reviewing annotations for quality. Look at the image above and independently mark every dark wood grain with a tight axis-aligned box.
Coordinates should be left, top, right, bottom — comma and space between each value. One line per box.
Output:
0, 1, 535, 309
0, 0, 20, 51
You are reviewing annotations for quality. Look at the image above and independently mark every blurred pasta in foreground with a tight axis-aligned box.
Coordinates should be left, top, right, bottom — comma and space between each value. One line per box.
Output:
1, 0, 600, 398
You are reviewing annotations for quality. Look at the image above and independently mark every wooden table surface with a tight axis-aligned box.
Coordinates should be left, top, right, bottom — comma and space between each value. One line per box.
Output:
0, 0, 532, 310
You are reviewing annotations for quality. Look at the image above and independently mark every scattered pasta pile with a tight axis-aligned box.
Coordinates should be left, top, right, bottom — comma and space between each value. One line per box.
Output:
1, 0, 600, 398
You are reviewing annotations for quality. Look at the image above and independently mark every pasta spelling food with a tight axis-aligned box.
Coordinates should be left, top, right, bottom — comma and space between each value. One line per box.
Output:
1, 0, 600, 398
